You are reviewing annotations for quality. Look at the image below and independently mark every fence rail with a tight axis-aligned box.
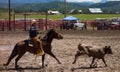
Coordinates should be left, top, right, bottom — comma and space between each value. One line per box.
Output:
0, 19, 62, 31
0, 19, 120, 31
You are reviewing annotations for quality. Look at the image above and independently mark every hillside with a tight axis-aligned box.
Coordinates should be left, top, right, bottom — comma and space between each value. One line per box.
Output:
90, 1, 120, 8
0, 1, 120, 13
0, 0, 62, 3
12, 1, 89, 13
90, 1, 120, 13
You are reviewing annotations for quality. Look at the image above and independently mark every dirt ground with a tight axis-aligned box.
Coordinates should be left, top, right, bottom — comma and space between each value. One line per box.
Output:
0, 30, 120, 72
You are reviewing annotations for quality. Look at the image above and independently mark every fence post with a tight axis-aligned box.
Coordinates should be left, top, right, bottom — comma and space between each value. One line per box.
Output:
2, 21, 4, 31
8, 0, 11, 31
13, 13, 15, 31
45, 13, 48, 30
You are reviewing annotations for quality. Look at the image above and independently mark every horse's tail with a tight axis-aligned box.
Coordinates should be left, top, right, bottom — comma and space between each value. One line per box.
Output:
3, 44, 18, 66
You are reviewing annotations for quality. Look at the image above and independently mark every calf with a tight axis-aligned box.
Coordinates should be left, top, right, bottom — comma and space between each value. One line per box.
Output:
72, 43, 113, 67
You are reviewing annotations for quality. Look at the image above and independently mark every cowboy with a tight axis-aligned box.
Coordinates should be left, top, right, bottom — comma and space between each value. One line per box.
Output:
29, 20, 44, 56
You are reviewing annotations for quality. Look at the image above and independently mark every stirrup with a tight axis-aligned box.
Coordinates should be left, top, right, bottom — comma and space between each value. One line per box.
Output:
28, 43, 34, 47
28, 39, 34, 47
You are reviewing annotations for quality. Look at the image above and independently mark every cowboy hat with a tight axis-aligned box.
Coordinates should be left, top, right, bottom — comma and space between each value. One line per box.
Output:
31, 19, 37, 24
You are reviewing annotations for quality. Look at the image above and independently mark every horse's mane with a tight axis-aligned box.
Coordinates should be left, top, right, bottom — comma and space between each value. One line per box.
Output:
42, 29, 55, 41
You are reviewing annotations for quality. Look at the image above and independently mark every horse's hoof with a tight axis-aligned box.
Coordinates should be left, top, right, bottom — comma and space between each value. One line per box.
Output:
90, 65, 93, 68
90, 65, 96, 68
72, 61, 75, 64
58, 62, 61, 64
15, 67, 18, 70
3, 64, 7, 66
45, 64, 48, 67
15, 65, 19, 70
3, 64, 8, 69
105, 65, 107, 67
42, 64, 48, 68
71, 68, 74, 71
42, 65, 45, 68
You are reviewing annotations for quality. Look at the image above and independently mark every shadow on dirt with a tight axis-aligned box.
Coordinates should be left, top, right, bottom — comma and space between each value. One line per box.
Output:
0, 66, 45, 71
71, 66, 104, 72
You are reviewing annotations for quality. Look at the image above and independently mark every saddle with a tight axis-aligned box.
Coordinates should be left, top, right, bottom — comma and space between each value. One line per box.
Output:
28, 38, 44, 56
28, 39, 34, 47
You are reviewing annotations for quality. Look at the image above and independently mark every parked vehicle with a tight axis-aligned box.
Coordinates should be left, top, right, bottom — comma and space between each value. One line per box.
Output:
109, 22, 120, 30
74, 22, 85, 30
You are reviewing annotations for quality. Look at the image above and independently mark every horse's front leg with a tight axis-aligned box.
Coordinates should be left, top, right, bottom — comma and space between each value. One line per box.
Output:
42, 54, 45, 67
47, 51, 61, 64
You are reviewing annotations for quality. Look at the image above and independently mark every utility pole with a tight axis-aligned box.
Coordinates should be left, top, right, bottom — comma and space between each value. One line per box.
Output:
45, 12, 48, 30
8, 0, 11, 30
23, 13, 29, 31
64, 0, 66, 17
13, 12, 15, 31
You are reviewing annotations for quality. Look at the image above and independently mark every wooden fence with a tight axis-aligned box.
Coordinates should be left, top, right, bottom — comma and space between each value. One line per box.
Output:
0, 19, 62, 31
0, 19, 120, 31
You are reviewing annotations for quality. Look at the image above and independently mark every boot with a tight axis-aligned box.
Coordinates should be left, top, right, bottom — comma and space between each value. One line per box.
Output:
36, 41, 44, 56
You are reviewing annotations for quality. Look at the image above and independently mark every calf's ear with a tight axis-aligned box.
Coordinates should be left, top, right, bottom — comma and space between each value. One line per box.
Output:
78, 43, 82, 46
107, 46, 111, 48
105, 46, 107, 48
105, 45, 113, 54
104, 46, 109, 53
105, 46, 111, 49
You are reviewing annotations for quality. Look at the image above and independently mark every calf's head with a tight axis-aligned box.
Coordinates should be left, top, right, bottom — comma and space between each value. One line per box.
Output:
104, 46, 113, 54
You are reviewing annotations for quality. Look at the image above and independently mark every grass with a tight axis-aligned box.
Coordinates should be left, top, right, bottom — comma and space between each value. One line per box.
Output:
0, 13, 120, 21
71, 14, 120, 20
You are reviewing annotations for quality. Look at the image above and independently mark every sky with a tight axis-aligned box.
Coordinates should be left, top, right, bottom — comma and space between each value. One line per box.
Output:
0, 0, 120, 3
67, 0, 120, 3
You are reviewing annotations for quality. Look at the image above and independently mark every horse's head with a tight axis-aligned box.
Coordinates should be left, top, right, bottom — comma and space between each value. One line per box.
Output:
48, 29, 63, 39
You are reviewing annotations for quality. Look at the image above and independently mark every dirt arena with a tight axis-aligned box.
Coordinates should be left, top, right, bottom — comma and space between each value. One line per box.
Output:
0, 30, 120, 72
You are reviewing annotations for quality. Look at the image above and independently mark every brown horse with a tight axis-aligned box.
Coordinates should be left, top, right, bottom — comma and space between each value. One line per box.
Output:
3, 29, 63, 69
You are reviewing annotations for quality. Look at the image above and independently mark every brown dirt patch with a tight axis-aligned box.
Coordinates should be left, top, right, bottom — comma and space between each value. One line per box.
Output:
0, 30, 120, 72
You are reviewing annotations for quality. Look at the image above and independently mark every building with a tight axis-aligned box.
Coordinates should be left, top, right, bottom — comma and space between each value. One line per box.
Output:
69, 9, 82, 14
89, 8, 103, 13
48, 10, 61, 15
